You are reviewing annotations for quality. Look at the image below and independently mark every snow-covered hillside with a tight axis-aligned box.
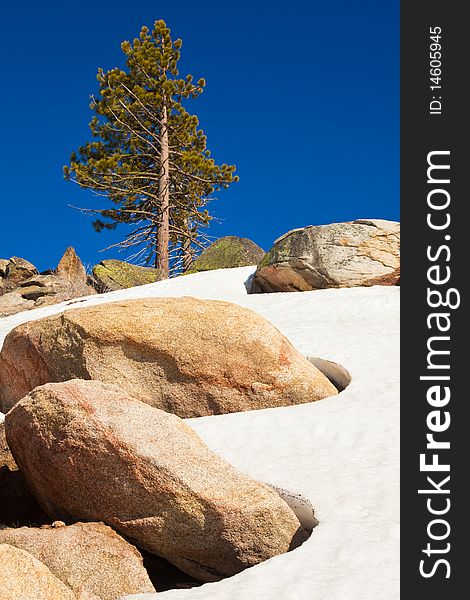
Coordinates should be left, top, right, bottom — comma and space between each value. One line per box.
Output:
0, 266, 400, 600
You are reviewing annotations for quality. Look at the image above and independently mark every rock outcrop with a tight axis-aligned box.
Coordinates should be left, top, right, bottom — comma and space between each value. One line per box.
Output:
0, 297, 337, 415
251, 219, 400, 293
0, 522, 156, 599
56, 246, 89, 282
92, 259, 163, 291
0, 248, 95, 317
5, 379, 308, 582
189, 236, 265, 272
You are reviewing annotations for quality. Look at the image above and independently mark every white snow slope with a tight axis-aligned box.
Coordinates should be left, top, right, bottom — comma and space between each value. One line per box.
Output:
0, 266, 400, 600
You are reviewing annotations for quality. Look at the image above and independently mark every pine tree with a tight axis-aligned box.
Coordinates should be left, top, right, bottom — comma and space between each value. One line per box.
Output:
64, 20, 238, 278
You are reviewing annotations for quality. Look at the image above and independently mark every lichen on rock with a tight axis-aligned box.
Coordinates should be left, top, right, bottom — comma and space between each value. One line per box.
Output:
189, 236, 265, 273
92, 260, 163, 291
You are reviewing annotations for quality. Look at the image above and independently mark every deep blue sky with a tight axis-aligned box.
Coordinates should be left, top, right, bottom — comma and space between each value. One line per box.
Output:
0, 0, 399, 272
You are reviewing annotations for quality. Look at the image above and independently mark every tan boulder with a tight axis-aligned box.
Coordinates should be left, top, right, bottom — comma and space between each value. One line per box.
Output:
0, 296, 337, 415
0, 543, 78, 600
0, 521, 156, 599
5, 380, 308, 582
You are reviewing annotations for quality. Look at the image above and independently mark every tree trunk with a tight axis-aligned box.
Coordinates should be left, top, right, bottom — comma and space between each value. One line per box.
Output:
182, 218, 193, 272
156, 104, 170, 277
182, 243, 192, 273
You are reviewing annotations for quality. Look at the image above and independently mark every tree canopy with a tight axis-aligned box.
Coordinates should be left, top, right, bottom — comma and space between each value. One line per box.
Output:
64, 20, 238, 277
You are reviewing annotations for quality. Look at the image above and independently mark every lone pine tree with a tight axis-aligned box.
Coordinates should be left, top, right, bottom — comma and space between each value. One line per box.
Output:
64, 20, 238, 278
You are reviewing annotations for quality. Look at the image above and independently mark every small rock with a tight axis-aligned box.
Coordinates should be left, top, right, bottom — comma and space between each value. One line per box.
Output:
52, 520, 66, 528
5, 379, 308, 582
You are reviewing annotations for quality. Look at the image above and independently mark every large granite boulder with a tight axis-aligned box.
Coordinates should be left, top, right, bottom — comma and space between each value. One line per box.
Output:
0, 422, 48, 526
0, 544, 78, 600
0, 522, 156, 599
92, 259, 163, 291
0, 297, 337, 416
251, 219, 400, 293
189, 236, 265, 273
5, 380, 308, 582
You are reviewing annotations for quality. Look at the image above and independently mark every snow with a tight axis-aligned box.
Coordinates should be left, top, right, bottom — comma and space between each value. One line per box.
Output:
0, 267, 400, 599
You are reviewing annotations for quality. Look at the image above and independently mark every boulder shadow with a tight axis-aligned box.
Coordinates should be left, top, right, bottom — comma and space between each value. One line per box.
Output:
307, 357, 351, 392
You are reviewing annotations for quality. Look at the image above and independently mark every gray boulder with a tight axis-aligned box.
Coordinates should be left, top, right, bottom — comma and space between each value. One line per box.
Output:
251, 219, 400, 293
